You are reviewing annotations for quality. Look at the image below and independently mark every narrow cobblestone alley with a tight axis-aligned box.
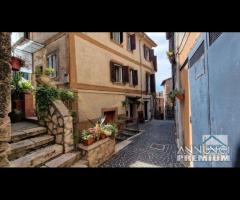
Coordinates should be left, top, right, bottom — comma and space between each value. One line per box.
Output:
101, 120, 185, 168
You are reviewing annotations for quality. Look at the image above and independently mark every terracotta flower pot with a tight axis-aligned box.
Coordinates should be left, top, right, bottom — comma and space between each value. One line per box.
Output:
10, 57, 24, 71
176, 94, 184, 101
100, 133, 107, 139
83, 138, 95, 146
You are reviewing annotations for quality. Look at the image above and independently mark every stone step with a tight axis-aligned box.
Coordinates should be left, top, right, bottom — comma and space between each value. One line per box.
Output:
121, 131, 136, 137
44, 152, 80, 168
11, 127, 47, 142
9, 135, 54, 160
71, 160, 89, 168
116, 135, 129, 141
10, 144, 63, 168
124, 128, 140, 133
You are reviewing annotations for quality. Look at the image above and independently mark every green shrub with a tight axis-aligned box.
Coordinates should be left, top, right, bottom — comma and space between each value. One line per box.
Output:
35, 84, 59, 115
59, 89, 75, 102
35, 84, 75, 116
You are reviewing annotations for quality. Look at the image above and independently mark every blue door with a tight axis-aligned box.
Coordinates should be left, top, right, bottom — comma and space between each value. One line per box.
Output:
188, 34, 212, 167
189, 33, 240, 167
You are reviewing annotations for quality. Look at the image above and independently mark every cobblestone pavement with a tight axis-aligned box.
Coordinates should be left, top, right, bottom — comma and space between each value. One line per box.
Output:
101, 120, 185, 168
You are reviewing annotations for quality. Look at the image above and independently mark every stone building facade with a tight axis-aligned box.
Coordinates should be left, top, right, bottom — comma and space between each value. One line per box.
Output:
24, 32, 157, 136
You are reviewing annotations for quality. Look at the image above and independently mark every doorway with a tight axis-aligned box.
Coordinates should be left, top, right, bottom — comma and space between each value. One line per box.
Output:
104, 111, 116, 123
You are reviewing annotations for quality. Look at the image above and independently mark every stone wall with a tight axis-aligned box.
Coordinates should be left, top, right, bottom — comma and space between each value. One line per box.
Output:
0, 32, 11, 167
39, 100, 74, 153
78, 138, 115, 167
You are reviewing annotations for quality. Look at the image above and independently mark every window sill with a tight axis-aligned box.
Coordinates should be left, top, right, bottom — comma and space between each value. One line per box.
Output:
129, 84, 137, 88
113, 82, 125, 86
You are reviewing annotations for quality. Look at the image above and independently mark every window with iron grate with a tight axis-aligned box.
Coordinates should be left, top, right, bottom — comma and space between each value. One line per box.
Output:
209, 32, 222, 46
189, 42, 205, 68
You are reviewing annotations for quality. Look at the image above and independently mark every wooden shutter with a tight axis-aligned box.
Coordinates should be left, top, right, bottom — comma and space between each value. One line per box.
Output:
149, 49, 154, 61
122, 66, 129, 83
130, 34, 136, 50
133, 70, 138, 86
153, 56, 157, 71
120, 32, 123, 44
150, 74, 156, 93
146, 73, 149, 93
110, 61, 116, 82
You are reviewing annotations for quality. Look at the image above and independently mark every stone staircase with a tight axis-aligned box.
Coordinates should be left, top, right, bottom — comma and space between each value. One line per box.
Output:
9, 122, 88, 168
116, 128, 140, 143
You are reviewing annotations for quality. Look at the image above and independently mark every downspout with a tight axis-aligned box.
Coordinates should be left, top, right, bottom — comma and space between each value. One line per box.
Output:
139, 34, 144, 110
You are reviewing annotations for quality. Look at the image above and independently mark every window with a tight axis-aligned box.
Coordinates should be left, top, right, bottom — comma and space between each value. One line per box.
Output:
127, 34, 136, 51
144, 45, 150, 61
129, 69, 134, 85
115, 64, 123, 83
129, 69, 138, 86
127, 34, 132, 51
47, 53, 58, 78
111, 32, 123, 44
143, 44, 154, 61
110, 61, 130, 84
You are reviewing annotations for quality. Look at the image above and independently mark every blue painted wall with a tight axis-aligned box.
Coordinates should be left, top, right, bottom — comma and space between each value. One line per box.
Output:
189, 33, 240, 167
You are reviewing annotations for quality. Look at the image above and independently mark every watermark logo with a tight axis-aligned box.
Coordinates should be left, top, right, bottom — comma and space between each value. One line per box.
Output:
177, 135, 231, 162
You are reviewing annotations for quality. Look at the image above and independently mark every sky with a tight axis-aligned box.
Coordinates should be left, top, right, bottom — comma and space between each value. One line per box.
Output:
146, 32, 172, 92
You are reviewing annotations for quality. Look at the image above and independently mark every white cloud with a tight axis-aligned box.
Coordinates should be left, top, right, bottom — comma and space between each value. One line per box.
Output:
146, 32, 172, 92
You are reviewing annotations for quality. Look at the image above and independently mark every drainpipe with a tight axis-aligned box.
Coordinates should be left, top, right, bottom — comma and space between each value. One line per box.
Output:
139, 34, 144, 110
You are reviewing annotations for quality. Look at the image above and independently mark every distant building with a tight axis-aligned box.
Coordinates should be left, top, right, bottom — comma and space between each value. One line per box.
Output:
154, 92, 164, 119
161, 77, 174, 120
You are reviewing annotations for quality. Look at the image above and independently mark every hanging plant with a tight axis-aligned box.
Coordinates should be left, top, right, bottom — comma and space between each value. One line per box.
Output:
10, 56, 25, 71
166, 51, 176, 64
168, 88, 184, 102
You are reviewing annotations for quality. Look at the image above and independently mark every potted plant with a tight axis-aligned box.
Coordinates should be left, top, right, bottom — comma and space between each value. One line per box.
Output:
11, 72, 25, 111
10, 72, 34, 121
166, 51, 176, 64
81, 130, 95, 146
175, 89, 184, 100
37, 67, 55, 86
101, 123, 118, 139
168, 88, 184, 102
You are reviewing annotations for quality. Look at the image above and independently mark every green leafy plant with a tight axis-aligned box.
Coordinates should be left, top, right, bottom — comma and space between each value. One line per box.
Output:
43, 67, 55, 76
59, 89, 75, 102
35, 84, 76, 117
11, 72, 34, 98
168, 88, 184, 102
81, 130, 94, 141
101, 123, 118, 137
18, 77, 34, 92
35, 66, 43, 76
166, 51, 176, 64
166, 51, 174, 58
35, 84, 60, 115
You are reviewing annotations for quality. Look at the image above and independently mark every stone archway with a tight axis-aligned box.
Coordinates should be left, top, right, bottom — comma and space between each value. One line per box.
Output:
0, 32, 11, 167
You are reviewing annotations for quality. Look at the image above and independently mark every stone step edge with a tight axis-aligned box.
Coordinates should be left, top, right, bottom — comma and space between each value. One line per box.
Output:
10, 144, 63, 168
43, 152, 80, 168
9, 135, 55, 157
11, 127, 47, 142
